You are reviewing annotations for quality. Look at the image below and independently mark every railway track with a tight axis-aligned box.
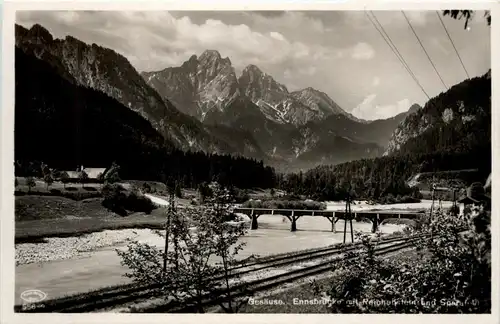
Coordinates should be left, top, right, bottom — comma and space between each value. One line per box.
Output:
16, 233, 426, 313
140, 236, 423, 313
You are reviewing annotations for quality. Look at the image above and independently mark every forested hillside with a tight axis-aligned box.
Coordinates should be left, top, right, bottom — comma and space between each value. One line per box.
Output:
15, 48, 276, 189
280, 71, 491, 201
387, 71, 491, 158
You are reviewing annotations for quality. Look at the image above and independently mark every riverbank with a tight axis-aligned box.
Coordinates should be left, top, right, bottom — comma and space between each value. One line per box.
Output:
326, 199, 452, 212
16, 229, 145, 265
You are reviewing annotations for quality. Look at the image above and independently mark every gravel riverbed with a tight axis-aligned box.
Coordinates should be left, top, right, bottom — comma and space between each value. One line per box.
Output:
15, 229, 145, 265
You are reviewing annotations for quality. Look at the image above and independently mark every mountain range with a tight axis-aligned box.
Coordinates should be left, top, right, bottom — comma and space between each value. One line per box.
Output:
15, 23, 421, 171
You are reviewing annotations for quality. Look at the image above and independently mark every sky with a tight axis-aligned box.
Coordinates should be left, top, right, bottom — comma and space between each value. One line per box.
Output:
16, 10, 491, 120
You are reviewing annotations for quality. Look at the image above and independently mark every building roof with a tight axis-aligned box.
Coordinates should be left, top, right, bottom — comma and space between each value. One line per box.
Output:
84, 168, 107, 179
63, 167, 107, 179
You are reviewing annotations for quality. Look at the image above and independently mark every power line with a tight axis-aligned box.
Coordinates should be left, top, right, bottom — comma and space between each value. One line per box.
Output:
435, 10, 470, 79
365, 11, 431, 100
401, 10, 448, 91
368, 12, 413, 79
369, 11, 430, 100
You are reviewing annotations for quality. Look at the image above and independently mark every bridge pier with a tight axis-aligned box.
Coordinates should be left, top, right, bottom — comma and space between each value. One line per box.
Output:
251, 210, 258, 230
291, 217, 297, 232
371, 214, 379, 233
289, 211, 302, 232
324, 213, 337, 233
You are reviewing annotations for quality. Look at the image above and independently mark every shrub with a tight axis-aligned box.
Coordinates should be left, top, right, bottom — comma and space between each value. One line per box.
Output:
283, 193, 302, 201
83, 186, 98, 192
78, 170, 89, 187
125, 191, 156, 214
116, 186, 249, 313
449, 205, 460, 216
102, 184, 155, 216
50, 189, 62, 195
142, 182, 152, 193
104, 162, 121, 184
377, 194, 421, 205
102, 184, 128, 216
66, 187, 78, 191
198, 182, 213, 203
59, 172, 70, 188
175, 184, 183, 198
43, 172, 54, 190
241, 199, 326, 210
230, 188, 250, 204
320, 206, 491, 313
26, 177, 36, 193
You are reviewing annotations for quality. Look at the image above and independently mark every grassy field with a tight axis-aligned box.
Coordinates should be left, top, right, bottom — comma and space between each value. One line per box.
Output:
15, 207, 168, 243
16, 177, 102, 190
15, 178, 169, 243
15, 196, 109, 221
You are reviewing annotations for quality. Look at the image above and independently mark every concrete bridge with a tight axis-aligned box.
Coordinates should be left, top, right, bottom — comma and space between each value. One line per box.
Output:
232, 207, 425, 233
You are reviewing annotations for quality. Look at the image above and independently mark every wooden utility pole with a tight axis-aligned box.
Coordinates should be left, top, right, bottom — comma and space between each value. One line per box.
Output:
343, 185, 354, 244
430, 182, 436, 240
162, 107, 171, 275
163, 186, 174, 274
349, 196, 354, 243
451, 187, 458, 216
430, 182, 436, 220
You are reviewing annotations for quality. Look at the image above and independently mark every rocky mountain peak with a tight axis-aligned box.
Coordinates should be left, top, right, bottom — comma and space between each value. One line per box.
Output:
408, 103, 422, 115
141, 49, 241, 120
242, 64, 263, 75
200, 49, 221, 60
16, 24, 54, 44
30, 24, 53, 41
239, 64, 289, 96
198, 50, 231, 67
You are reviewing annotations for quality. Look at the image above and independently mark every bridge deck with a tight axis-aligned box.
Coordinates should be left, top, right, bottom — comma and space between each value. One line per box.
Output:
232, 207, 424, 232
233, 207, 424, 217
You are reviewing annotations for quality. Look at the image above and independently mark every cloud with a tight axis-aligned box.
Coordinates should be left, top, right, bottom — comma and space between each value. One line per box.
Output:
15, 10, 490, 119
350, 42, 375, 60
298, 66, 317, 76
248, 11, 327, 35
351, 94, 410, 120
343, 10, 430, 31
16, 11, 344, 73
269, 31, 285, 41
402, 11, 428, 26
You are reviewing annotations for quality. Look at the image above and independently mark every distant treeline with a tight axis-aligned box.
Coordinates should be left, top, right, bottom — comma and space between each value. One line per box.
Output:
277, 150, 490, 201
